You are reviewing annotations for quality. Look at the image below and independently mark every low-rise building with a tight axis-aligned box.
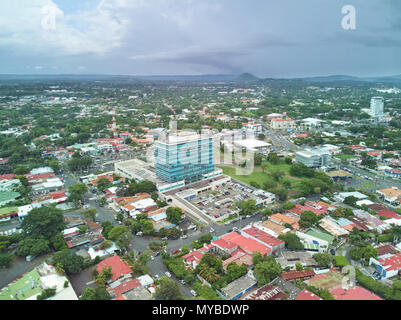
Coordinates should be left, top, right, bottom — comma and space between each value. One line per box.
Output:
220, 275, 257, 300
242, 284, 287, 300
295, 148, 331, 168
271, 118, 296, 130
276, 251, 317, 270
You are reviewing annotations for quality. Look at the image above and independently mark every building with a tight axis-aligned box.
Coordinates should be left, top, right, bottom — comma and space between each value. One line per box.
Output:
222, 250, 253, 271
154, 131, 214, 184
370, 252, 401, 279
319, 217, 350, 238
96, 256, 133, 282
242, 284, 287, 300
370, 97, 384, 116
241, 226, 285, 254
276, 251, 317, 270
334, 191, 368, 203
242, 123, 263, 136
271, 118, 296, 130
0, 263, 78, 300
269, 213, 299, 230
295, 148, 331, 168
330, 285, 382, 300
114, 159, 185, 194
233, 139, 271, 153
281, 270, 316, 281
0, 191, 21, 207
213, 231, 271, 256
377, 187, 401, 206
295, 289, 323, 300
220, 275, 257, 300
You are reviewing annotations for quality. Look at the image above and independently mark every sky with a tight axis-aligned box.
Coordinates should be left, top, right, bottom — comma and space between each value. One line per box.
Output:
0, 0, 401, 78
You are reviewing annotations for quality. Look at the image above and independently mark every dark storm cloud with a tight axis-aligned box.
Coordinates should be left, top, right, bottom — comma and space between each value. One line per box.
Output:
0, 0, 400, 77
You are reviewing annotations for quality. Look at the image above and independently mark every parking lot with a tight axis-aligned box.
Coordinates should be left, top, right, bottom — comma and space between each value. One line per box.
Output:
187, 181, 273, 223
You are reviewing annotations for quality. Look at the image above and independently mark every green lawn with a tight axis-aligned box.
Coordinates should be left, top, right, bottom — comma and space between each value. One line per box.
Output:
218, 160, 305, 198
335, 154, 355, 161
0, 269, 42, 300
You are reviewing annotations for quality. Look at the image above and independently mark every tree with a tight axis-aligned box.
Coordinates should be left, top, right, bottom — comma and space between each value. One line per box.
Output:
362, 245, 378, 261
51, 233, 67, 251
266, 153, 279, 164
295, 263, 303, 271
313, 253, 334, 268
299, 211, 320, 229
53, 249, 84, 274
271, 170, 284, 182
16, 237, 51, 257
67, 183, 88, 207
96, 177, 112, 192
37, 288, 57, 300
197, 253, 223, 273
108, 225, 133, 251
279, 233, 304, 251
343, 196, 358, 207
129, 180, 157, 194
20, 206, 65, 241
82, 208, 97, 222
166, 207, 182, 225
155, 277, 183, 300
238, 199, 258, 215
252, 252, 265, 265
254, 258, 282, 286
226, 262, 248, 280
80, 288, 97, 300
13, 165, 29, 175
0, 253, 14, 268
273, 188, 288, 201
254, 154, 263, 166
48, 159, 61, 173
99, 240, 112, 250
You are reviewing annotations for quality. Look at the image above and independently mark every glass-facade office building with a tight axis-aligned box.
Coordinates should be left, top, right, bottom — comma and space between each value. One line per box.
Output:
154, 133, 214, 184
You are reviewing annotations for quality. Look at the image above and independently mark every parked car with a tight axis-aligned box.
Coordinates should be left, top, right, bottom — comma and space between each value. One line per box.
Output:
154, 252, 160, 257
179, 280, 186, 285
161, 237, 168, 241
154, 274, 159, 279
172, 249, 180, 255
190, 290, 197, 296
165, 272, 172, 278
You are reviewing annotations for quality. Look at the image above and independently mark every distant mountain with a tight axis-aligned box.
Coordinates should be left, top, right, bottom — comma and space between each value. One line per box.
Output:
298, 74, 401, 84
134, 74, 240, 82
299, 75, 363, 82
235, 73, 260, 82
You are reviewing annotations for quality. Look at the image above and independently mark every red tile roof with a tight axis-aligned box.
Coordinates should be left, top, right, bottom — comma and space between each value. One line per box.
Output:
330, 285, 382, 300
242, 227, 285, 248
281, 269, 316, 281
377, 210, 400, 219
111, 279, 141, 297
49, 191, 67, 199
220, 232, 271, 256
96, 256, 132, 282
296, 289, 323, 300
182, 251, 204, 264
0, 174, 16, 181
243, 285, 288, 300
378, 252, 401, 271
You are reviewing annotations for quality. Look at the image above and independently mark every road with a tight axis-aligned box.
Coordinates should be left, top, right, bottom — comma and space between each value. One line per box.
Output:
333, 158, 401, 193
258, 120, 300, 152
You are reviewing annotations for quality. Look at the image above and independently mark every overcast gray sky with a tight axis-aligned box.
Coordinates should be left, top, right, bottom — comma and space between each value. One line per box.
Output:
0, 0, 400, 77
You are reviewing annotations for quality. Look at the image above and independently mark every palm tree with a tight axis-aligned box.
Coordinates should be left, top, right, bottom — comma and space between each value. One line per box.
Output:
390, 224, 401, 243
